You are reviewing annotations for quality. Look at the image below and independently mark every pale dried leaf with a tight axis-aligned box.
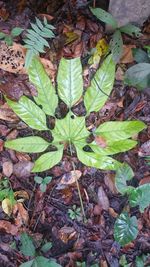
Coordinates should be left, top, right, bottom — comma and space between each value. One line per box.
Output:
60, 170, 82, 185
2, 198, 13, 216
2, 161, 13, 177
13, 203, 29, 226
13, 161, 34, 178
120, 45, 136, 63
97, 186, 110, 210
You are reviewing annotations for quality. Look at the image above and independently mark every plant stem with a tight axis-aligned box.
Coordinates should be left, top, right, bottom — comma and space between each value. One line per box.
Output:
69, 142, 86, 222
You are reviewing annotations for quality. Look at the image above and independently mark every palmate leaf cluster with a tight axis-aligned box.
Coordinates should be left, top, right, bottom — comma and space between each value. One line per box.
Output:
24, 17, 55, 68
5, 54, 146, 173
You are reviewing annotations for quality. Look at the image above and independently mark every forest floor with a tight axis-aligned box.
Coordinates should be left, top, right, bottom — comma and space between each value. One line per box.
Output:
0, 1, 150, 266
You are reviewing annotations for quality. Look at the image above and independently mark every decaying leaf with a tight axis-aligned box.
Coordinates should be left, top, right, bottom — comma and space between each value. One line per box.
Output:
13, 202, 29, 226
59, 170, 82, 185
14, 190, 29, 202
120, 45, 136, 63
0, 103, 19, 122
0, 220, 18, 235
13, 161, 34, 178
0, 42, 56, 79
2, 161, 13, 177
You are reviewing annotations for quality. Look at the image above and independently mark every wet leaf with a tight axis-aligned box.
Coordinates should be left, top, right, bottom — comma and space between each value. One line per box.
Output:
114, 212, 138, 246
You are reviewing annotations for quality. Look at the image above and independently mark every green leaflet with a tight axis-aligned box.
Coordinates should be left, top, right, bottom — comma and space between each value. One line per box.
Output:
32, 146, 64, 172
19, 260, 34, 267
57, 57, 83, 108
52, 112, 89, 143
34, 256, 61, 267
124, 63, 150, 89
90, 7, 118, 29
84, 54, 116, 114
114, 212, 138, 246
6, 96, 48, 131
28, 57, 58, 116
95, 120, 146, 141
119, 23, 142, 37
115, 163, 134, 194
132, 48, 150, 63
110, 30, 123, 62
90, 139, 137, 155
75, 143, 121, 171
20, 233, 35, 257
5, 136, 49, 153
128, 184, 150, 212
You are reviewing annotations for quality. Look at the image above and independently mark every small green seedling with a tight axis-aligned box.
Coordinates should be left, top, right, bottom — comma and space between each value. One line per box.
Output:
34, 176, 52, 192
90, 7, 142, 62
114, 163, 150, 246
19, 232, 61, 267
68, 205, 81, 221
0, 27, 23, 46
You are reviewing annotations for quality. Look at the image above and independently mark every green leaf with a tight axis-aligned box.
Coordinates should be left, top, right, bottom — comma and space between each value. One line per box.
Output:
25, 50, 35, 68
128, 184, 150, 212
95, 120, 146, 141
114, 212, 138, 246
132, 48, 150, 63
34, 176, 43, 184
19, 259, 35, 267
75, 143, 121, 170
119, 24, 142, 37
90, 7, 118, 29
20, 233, 35, 257
11, 27, 23, 37
40, 183, 47, 192
91, 139, 137, 155
115, 163, 134, 194
4, 35, 13, 46
28, 57, 58, 116
0, 32, 6, 39
57, 57, 83, 108
124, 63, 150, 89
84, 54, 116, 114
32, 146, 64, 172
52, 113, 89, 143
35, 256, 61, 267
5, 136, 49, 153
43, 176, 52, 184
110, 30, 123, 62
6, 96, 48, 131
41, 242, 52, 252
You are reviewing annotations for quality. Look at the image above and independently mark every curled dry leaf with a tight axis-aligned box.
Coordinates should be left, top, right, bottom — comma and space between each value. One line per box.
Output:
13, 161, 34, 178
58, 226, 77, 244
0, 42, 56, 79
59, 170, 82, 185
2, 161, 13, 177
0, 220, 18, 235
97, 186, 110, 211
14, 190, 29, 201
13, 202, 29, 227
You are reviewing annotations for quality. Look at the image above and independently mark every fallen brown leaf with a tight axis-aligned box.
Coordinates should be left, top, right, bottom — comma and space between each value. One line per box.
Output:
0, 220, 18, 235
0, 103, 19, 122
59, 170, 82, 185
120, 44, 136, 63
13, 203, 29, 227
13, 161, 34, 178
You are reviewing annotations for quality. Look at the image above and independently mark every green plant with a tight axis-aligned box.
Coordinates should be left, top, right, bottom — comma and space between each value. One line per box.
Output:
114, 163, 150, 246
0, 27, 23, 45
90, 7, 141, 62
68, 205, 81, 221
125, 46, 150, 89
23, 17, 55, 68
19, 232, 61, 267
0, 177, 16, 215
4, 55, 146, 174
34, 175, 52, 192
